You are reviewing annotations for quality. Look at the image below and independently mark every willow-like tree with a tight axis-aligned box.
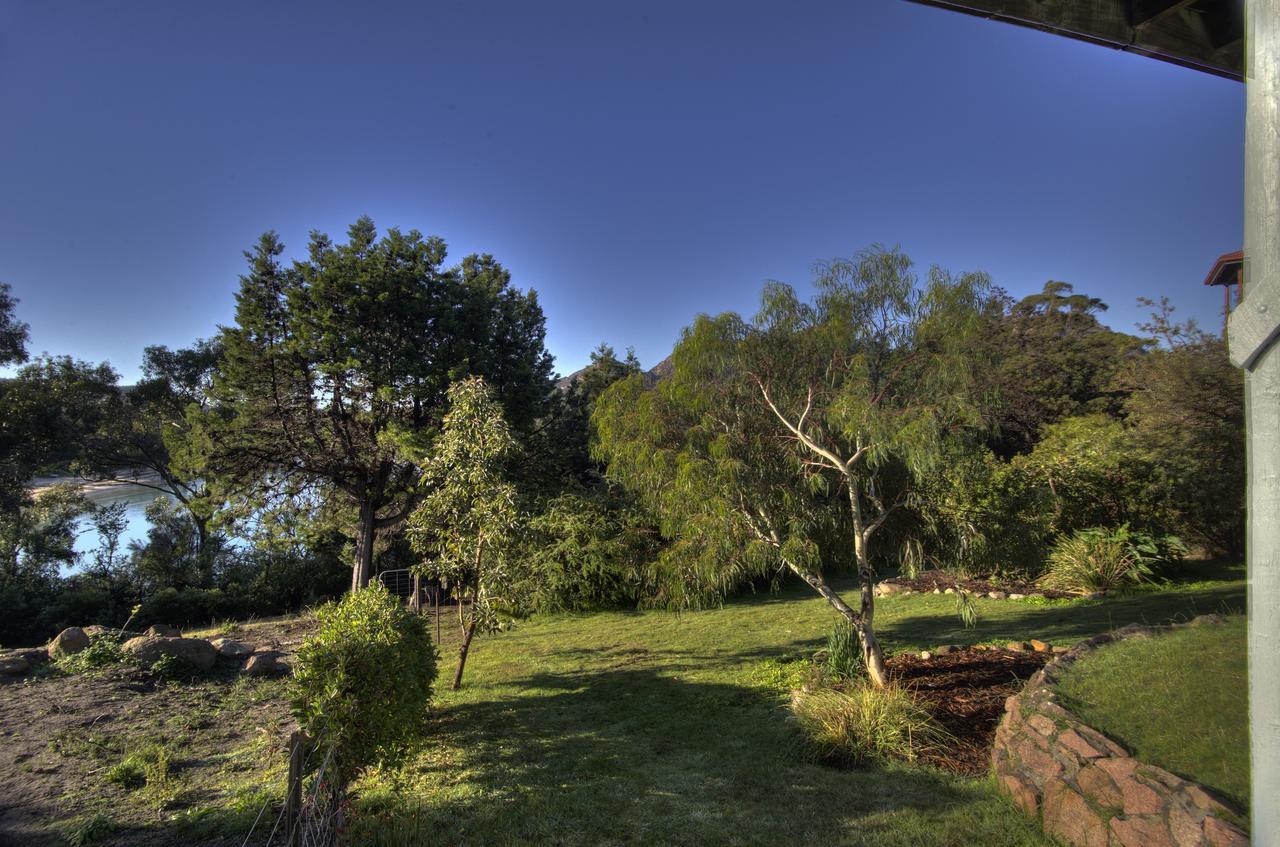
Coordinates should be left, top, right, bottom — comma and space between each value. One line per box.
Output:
408, 377, 522, 690
205, 218, 553, 591
594, 246, 990, 686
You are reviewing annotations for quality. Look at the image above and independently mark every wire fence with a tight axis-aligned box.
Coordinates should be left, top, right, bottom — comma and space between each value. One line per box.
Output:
241, 729, 344, 847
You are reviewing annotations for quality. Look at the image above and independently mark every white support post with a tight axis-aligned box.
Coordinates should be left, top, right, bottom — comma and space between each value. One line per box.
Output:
1230, 2, 1280, 840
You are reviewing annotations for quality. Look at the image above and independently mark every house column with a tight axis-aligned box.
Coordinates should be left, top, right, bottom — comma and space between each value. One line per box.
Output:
1230, 2, 1280, 840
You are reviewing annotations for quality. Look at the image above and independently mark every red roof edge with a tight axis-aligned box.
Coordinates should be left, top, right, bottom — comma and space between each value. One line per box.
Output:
1204, 250, 1244, 287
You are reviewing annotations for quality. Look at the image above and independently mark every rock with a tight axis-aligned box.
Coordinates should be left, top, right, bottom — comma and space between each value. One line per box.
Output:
11, 647, 49, 665
932, 587, 941, 594
144, 624, 182, 638
988, 590, 1007, 600
1006, 641, 1031, 652
920, 651, 933, 660
1202, 815, 1249, 847
49, 627, 90, 658
242, 651, 289, 676
0, 655, 30, 675
1030, 639, 1052, 653
122, 635, 216, 670
1190, 614, 1228, 627
211, 638, 254, 659
1009, 593, 1026, 600
1042, 781, 1109, 847
1109, 815, 1177, 847
943, 587, 955, 594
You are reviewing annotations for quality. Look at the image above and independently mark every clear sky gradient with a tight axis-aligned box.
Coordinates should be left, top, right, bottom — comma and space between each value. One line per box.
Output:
1, 0, 1243, 382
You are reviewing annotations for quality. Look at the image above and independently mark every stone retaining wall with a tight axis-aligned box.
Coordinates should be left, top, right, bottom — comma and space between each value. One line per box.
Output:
992, 620, 1249, 847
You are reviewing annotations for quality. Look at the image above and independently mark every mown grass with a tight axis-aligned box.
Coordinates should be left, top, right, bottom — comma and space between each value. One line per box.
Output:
1055, 614, 1249, 810
323, 568, 1246, 847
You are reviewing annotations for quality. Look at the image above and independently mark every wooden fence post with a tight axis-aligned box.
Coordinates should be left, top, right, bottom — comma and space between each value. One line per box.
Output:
286, 730, 306, 847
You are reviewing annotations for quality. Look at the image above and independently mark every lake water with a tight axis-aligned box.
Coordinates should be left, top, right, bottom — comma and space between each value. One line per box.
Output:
73, 483, 169, 562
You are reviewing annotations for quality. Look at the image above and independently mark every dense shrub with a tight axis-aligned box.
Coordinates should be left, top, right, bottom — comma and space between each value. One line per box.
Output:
789, 682, 951, 766
516, 489, 657, 614
1039, 525, 1185, 593
290, 583, 437, 782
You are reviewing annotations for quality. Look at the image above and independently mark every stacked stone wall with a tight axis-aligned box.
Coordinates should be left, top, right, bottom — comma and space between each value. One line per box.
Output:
992, 621, 1249, 847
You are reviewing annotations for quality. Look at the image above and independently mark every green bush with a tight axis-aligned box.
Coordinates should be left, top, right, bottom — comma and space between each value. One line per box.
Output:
824, 621, 863, 681
789, 682, 951, 766
290, 583, 437, 783
1039, 525, 1184, 593
55, 634, 126, 674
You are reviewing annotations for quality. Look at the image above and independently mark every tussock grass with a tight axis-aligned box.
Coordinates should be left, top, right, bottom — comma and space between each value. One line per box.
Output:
790, 682, 952, 766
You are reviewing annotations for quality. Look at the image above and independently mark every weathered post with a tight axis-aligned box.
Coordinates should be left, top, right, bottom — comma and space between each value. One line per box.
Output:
1230, 3, 1280, 840
285, 730, 306, 847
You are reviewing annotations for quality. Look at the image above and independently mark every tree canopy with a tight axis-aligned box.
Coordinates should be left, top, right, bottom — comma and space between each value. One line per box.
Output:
204, 217, 554, 590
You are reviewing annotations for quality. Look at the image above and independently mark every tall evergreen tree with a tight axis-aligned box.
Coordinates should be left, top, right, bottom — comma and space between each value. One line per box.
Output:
205, 217, 553, 590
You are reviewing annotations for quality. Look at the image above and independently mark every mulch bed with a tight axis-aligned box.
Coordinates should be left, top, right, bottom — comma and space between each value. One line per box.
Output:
887, 647, 1053, 775
886, 569, 1076, 600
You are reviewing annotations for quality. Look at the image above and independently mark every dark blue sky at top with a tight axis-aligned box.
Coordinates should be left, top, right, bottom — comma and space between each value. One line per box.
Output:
0, 0, 1243, 383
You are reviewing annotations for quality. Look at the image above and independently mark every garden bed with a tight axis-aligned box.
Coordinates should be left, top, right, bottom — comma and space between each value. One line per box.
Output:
880, 569, 1077, 600
888, 647, 1052, 774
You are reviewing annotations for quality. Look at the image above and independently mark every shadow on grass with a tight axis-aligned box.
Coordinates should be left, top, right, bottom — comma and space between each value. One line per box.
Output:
874, 581, 1245, 654
341, 666, 1050, 847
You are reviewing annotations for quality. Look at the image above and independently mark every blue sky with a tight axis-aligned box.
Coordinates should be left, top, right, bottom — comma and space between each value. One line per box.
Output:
0, 0, 1243, 382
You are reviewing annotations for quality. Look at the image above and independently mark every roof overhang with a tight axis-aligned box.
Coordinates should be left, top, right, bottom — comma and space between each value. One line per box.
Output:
1204, 249, 1245, 286
903, 1, 1244, 81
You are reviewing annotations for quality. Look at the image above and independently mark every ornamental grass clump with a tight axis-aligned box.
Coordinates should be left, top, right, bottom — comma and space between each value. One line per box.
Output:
1039, 524, 1185, 594
789, 681, 951, 767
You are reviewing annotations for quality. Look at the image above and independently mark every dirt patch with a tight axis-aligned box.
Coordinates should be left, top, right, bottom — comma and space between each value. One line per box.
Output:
886, 569, 1076, 600
0, 617, 313, 846
887, 647, 1052, 775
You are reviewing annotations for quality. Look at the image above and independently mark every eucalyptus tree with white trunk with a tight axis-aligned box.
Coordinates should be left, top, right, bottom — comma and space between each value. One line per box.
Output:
593, 245, 992, 688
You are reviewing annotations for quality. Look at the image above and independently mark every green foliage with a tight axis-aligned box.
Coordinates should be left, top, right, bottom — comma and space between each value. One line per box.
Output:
955, 590, 978, 629
1123, 301, 1244, 557
981, 281, 1143, 457
63, 813, 116, 846
1039, 525, 1184, 593
825, 621, 863, 681
410, 377, 524, 635
149, 653, 206, 682
104, 744, 170, 793
516, 488, 656, 613
789, 682, 952, 767
0, 281, 29, 369
290, 582, 437, 783
55, 634, 126, 674
206, 218, 554, 587
1015, 415, 1169, 539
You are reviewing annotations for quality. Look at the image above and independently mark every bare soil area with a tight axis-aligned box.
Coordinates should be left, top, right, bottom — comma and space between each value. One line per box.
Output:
0, 617, 314, 847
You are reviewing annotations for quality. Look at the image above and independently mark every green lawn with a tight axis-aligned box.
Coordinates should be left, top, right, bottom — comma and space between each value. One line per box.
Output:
333, 569, 1245, 847
1055, 614, 1249, 811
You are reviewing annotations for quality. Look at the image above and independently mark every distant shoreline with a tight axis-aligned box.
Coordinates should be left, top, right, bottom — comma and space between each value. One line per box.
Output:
28, 470, 166, 499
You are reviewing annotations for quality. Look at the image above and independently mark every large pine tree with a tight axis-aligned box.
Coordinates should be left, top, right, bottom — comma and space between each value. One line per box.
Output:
206, 217, 553, 590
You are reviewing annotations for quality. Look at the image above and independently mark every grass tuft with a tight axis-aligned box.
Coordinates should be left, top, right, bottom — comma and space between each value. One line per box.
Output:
790, 681, 952, 767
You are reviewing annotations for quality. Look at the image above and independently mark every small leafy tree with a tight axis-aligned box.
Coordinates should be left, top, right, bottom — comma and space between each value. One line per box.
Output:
594, 246, 992, 687
408, 377, 522, 689
290, 582, 437, 788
